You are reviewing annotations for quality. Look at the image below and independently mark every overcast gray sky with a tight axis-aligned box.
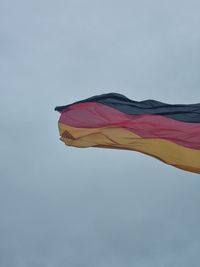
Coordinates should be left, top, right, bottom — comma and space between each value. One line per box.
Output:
1, 0, 200, 266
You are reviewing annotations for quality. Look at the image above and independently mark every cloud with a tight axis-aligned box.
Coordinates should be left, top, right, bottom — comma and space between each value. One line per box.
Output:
1, 0, 200, 266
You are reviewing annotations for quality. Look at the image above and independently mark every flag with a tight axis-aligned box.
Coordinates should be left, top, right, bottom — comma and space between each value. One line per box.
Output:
55, 93, 200, 174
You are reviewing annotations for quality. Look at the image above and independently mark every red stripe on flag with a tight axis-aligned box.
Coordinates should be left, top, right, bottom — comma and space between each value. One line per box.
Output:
59, 102, 200, 150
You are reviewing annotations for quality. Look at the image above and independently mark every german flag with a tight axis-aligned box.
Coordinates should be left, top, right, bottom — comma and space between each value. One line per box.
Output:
55, 93, 200, 174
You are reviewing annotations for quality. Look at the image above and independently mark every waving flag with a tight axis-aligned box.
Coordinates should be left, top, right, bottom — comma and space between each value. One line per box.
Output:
55, 93, 200, 174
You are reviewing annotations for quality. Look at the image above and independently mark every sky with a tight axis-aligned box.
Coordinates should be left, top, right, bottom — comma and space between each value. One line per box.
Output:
1, 0, 200, 266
